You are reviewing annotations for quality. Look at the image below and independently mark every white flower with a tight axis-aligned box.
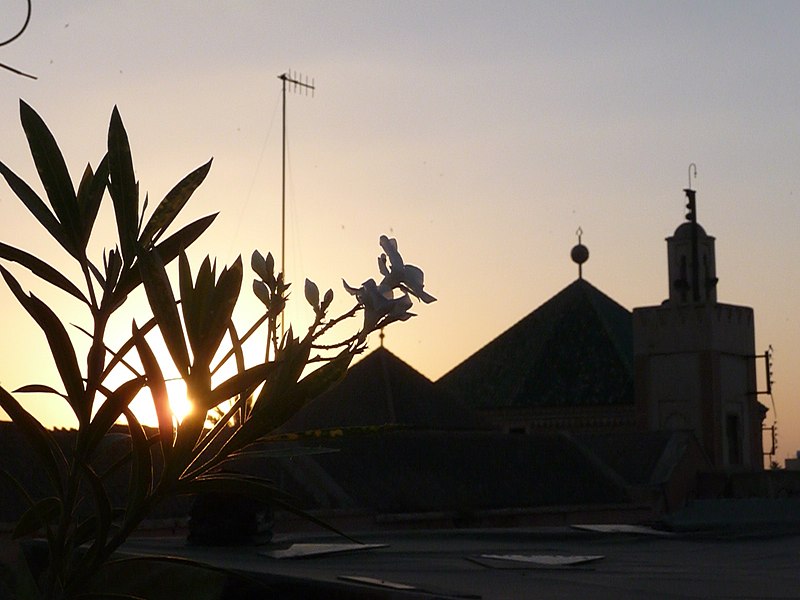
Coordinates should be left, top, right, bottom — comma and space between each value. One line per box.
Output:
342, 235, 434, 339
376, 235, 436, 303
343, 277, 416, 334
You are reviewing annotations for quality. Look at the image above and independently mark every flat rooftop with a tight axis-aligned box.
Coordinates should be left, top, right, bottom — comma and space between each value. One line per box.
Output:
121, 526, 800, 599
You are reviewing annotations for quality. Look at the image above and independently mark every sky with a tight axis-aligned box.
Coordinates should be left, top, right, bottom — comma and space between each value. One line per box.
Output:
0, 1, 798, 462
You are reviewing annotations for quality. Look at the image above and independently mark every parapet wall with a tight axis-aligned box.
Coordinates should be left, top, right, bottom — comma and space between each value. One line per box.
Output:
633, 302, 754, 356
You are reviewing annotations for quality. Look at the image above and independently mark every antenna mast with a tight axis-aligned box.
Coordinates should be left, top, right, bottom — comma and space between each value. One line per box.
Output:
278, 71, 315, 331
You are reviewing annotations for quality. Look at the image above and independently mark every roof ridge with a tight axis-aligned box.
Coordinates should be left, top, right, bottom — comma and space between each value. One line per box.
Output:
437, 278, 634, 409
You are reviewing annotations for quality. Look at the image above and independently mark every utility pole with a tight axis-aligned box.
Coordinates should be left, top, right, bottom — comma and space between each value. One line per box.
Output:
278, 71, 315, 332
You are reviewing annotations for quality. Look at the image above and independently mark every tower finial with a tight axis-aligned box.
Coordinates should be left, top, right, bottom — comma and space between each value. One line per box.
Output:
570, 227, 589, 280
682, 164, 700, 301
684, 163, 698, 223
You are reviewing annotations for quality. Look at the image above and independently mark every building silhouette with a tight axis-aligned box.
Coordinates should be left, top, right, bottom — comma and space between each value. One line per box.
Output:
0, 184, 779, 531
634, 192, 767, 471
436, 277, 635, 435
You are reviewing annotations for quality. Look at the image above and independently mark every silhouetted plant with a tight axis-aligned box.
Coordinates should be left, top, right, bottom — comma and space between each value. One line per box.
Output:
0, 101, 435, 599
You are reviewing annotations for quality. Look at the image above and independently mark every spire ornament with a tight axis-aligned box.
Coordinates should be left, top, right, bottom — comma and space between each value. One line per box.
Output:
571, 227, 589, 280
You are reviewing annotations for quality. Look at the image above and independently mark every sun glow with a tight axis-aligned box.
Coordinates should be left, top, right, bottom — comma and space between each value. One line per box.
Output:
126, 378, 193, 426
166, 379, 192, 423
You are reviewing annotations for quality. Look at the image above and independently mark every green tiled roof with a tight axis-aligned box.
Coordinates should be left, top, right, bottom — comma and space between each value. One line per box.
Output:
437, 278, 634, 409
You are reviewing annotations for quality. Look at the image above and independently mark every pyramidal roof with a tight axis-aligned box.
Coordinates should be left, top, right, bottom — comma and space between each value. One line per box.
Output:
279, 346, 490, 432
437, 278, 634, 409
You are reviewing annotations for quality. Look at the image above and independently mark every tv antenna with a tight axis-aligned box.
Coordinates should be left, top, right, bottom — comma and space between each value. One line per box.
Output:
0, 0, 37, 79
278, 71, 315, 331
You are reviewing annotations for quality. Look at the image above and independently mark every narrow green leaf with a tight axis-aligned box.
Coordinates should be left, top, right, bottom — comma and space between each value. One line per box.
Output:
177, 252, 196, 358
113, 213, 218, 306
76, 155, 110, 250
0, 266, 86, 422
201, 363, 275, 412
242, 350, 353, 443
295, 350, 353, 399
0, 386, 66, 495
228, 320, 247, 424
225, 445, 338, 459
0, 160, 71, 252
14, 383, 67, 398
75, 591, 148, 599
78, 464, 113, 571
98, 435, 160, 483
139, 159, 213, 247
178, 469, 359, 543
85, 556, 227, 600
107, 106, 139, 265
72, 508, 125, 548
181, 398, 245, 480
0, 470, 34, 505
104, 248, 123, 290
0, 241, 88, 303
122, 408, 153, 518
178, 320, 248, 479
131, 322, 173, 461
168, 405, 207, 482
98, 248, 124, 312
135, 247, 190, 378
12, 496, 61, 539
89, 260, 106, 288
173, 474, 292, 503
98, 317, 157, 382
153, 213, 217, 266
185, 256, 214, 362
270, 495, 360, 543
188, 257, 242, 372
138, 193, 149, 234
199, 258, 242, 370
0, 469, 55, 543
20, 100, 81, 256
76, 163, 95, 217
87, 378, 145, 455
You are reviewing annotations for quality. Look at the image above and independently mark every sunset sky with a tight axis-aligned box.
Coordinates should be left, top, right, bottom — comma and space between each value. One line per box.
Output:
1, 1, 798, 461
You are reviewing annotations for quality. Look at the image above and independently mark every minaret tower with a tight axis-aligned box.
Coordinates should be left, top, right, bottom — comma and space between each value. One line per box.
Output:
633, 177, 766, 471
666, 188, 718, 305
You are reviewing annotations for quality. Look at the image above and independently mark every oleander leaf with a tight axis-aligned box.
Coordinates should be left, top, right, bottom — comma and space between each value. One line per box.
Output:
76, 155, 110, 250
113, 213, 218, 303
122, 408, 153, 518
0, 160, 70, 252
0, 266, 86, 423
0, 386, 66, 495
87, 378, 145, 455
107, 106, 139, 265
19, 100, 81, 257
136, 246, 189, 378
0, 241, 88, 303
139, 159, 212, 247
12, 496, 61, 540
131, 323, 174, 461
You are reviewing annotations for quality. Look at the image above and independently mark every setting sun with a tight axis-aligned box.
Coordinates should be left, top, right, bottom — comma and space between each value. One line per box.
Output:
166, 379, 193, 423
127, 378, 193, 426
